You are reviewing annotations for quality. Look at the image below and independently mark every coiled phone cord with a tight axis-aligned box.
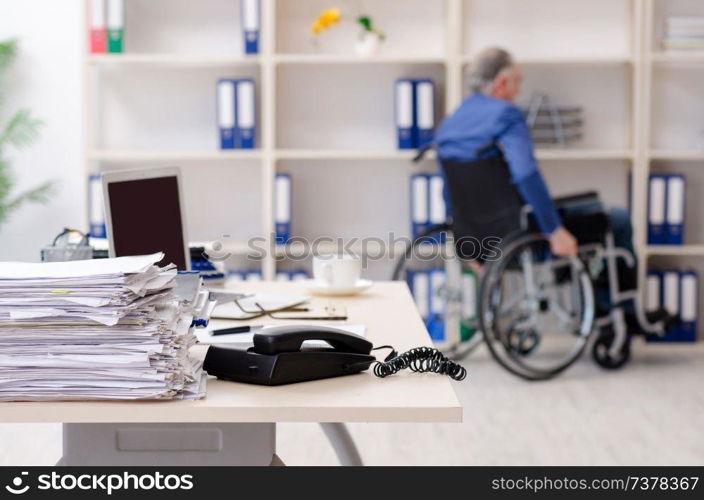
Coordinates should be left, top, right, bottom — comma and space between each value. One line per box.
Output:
372, 345, 467, 381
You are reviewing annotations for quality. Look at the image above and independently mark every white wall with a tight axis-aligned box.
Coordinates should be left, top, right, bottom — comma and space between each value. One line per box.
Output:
0, 0, 84, 261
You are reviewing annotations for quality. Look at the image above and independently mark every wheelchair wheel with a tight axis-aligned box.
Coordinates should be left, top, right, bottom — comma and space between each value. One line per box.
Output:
591, 327, 631, 370
479, 232, 595, 380
391, 223, 484, 360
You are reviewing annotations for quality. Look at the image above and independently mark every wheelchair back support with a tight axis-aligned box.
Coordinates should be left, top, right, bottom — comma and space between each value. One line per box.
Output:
440, 153, 610, 260
440, 155, 524, 260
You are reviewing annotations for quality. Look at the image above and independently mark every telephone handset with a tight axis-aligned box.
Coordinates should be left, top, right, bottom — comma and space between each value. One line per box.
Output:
203, 325, 467, 386
252, 325, 373, 355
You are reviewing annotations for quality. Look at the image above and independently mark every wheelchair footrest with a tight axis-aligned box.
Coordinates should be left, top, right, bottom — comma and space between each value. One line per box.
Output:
628, 309, 679, 338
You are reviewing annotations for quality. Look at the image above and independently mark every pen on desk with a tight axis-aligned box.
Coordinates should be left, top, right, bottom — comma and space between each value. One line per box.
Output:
210, 325, 264, 336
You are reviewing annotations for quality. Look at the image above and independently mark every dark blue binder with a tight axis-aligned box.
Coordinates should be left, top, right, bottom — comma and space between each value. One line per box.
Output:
645, 270, 663, 314
217, 79, 236, 150
242, 0, 260, 55
647, 174, 667, 245
410, 173, 429, 239
235, 78, 256, 149
275, 173, 291, 244
665, 174, 685, 245
649, 269, 684, 342
427, 268, 446, 342
426, 173, 447, 245
88, 174, 106, 238
677, 270, 698, 341
395, 79, 417, 149
415, 78, 435, 148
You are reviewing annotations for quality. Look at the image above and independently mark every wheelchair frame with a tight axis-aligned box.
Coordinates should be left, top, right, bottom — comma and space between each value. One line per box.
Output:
516, 207, 665, 362
395, 207, 668, 379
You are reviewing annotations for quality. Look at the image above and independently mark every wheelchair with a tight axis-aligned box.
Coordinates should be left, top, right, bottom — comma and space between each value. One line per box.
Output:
395, 150, 675, 381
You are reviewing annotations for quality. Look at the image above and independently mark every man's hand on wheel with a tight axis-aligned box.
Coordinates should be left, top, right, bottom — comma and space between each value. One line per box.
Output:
549, 226, 578, 257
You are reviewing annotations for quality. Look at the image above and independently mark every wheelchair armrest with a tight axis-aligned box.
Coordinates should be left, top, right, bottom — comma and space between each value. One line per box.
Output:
553, 191, 600, 210
609, 247, 635, 268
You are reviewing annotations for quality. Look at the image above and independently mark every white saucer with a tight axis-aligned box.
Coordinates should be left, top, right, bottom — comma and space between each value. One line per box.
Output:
303, 279, 373, 297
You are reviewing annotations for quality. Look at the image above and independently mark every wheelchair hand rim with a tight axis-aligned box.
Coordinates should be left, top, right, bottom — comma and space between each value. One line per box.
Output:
479, 232, 596, 380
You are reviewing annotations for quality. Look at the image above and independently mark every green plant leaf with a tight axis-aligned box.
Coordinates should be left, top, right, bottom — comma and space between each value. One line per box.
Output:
0, 39, 18, 74
0, 38, 54, 228
0, 180, 57, 226
0, 109, 43, 150
0, 158, 16, 203
357, 16, 372, 31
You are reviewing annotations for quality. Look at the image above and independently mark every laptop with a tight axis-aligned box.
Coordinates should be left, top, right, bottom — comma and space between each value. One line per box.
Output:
101, 167, 191, 270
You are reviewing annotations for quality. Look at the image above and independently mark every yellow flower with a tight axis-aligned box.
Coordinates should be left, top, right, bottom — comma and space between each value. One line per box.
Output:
321, 8, 341, 25
311, 21, 324, 35
311, 8, 341, 35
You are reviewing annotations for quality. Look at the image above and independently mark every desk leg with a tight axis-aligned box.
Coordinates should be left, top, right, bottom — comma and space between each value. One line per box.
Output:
319, 423, 363, 466
58, 423, 275, 466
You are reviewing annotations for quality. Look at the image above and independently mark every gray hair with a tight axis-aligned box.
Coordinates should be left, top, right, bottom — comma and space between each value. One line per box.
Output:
467, 47, 514, 94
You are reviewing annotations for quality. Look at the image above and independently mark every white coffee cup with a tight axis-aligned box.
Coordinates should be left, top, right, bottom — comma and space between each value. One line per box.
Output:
313, 254, 361, 288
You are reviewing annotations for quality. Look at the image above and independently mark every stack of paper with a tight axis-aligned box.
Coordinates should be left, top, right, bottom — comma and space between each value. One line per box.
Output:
663, 17, 704, 51
0, 253, 206, 401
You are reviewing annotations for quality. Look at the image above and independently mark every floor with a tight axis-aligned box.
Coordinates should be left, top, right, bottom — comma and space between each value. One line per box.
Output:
1, 340, 703, 466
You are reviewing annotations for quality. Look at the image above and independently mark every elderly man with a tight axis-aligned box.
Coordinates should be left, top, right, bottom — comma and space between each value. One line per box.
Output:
435, 47, 581, 257
435, 47, 643, 318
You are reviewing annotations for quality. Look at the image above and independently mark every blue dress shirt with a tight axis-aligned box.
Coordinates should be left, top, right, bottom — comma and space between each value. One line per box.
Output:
435, 93, 561, 235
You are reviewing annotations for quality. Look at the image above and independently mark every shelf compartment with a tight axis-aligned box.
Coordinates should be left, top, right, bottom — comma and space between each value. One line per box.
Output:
649, 160, 704, 246
276, 63, 445, 151
650, 65, 704, 151
94, 66, 261, 151
540, 160, 630, 208
463, 0, 632, 61
276, 159, 436, 242
462, 65, 632, 151
275, 0, 446, 58
180, 162, 263, 244
650, 0, 704, 54
122, 0, 247, 56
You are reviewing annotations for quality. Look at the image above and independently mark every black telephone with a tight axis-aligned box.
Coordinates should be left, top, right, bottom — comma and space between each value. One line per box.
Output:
203, 325, 467, 386
203, 325, 376, 386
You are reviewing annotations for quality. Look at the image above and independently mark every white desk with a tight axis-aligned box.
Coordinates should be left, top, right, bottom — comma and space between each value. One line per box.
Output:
0, 281, 462, 465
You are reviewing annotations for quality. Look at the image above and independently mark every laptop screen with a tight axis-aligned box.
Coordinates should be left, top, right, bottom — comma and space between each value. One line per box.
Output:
107, 175, 188, 270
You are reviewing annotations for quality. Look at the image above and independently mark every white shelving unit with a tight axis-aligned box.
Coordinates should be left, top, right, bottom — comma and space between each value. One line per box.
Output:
641, 0, 704, 328
82, 0, 704, 332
